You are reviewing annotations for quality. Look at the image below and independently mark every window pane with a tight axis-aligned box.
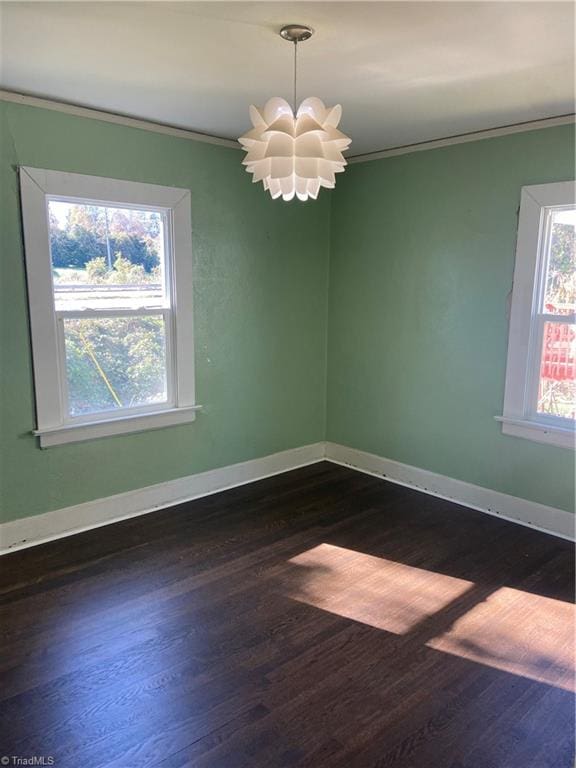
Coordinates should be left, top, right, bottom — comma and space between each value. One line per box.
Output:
537, 321, 576, 420
49, 201, 167, 311
63, 315, 168, 417
543, 208, 575, 316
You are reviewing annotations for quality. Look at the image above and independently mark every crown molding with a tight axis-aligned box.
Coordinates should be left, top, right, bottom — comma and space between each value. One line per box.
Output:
1, 88, 573, 163
347, 113, 576, 164
0, 88, 241, 150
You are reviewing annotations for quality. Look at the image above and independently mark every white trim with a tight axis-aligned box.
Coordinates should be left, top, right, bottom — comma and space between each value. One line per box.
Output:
499, 180, 576, 449
1, 89, 572, 163
0, 89, 240, 149
20, 168, 63, 424
0, 443, 326, 553
21, 166, 192, 208
171, 190, 196, 407
34, 406, 203, 448
19, 167, 198, 447
347, 114, 575, 164
495, 416, 575, 450
325, 443, 575, 541
2, 441, 572, 553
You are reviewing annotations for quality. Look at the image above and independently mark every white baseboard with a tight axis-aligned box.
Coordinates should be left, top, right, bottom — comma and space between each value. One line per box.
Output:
325, 442, 575, 541
2, 440, 572, 553
0, 442, 326, 553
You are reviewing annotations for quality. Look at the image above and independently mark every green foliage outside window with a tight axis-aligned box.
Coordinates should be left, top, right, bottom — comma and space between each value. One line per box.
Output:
49, 204, 161, 272
547, 222, 575, 310
65, 315, 167, 416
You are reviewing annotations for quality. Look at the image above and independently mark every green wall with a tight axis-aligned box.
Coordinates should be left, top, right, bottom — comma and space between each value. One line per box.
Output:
1, 99, 573, 526
0, 101, 330, 523
327, 124, 575, 513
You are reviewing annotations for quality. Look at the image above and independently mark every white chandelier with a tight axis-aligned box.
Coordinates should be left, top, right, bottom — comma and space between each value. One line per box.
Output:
239, 24, 351, 201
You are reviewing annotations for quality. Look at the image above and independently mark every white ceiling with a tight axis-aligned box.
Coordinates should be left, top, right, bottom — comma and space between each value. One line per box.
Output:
1, 1, 574, 156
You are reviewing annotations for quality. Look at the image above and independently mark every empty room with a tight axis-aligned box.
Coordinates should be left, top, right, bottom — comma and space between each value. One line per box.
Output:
0, 2, 574, 766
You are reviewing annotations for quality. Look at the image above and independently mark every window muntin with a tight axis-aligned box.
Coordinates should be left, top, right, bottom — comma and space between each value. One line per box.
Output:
20, 168, 197, 447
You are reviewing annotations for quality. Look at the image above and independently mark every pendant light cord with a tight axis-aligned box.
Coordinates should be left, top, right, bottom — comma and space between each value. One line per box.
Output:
293, 40, 298, 113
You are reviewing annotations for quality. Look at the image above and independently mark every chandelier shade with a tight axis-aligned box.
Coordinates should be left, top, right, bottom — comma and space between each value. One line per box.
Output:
239, 96, 351, 201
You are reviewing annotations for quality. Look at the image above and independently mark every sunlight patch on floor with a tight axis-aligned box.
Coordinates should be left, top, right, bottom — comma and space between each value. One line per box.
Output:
428, 586, 575, 691
284, 543, 472, 635
282, 543, 575, 691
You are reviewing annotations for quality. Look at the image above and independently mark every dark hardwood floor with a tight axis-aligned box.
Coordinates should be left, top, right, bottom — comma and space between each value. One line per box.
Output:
0, 461, 574, 768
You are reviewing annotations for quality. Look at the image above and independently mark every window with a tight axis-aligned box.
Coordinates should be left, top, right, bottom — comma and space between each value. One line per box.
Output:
499, 181, 575, 449
20, 168, 198, 447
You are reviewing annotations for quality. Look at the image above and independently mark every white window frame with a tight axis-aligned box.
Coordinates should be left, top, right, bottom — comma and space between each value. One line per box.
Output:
20, 167, 200, 447
498, 180, 575, 450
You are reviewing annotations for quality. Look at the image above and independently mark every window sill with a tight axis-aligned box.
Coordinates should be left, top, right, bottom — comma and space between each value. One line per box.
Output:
34, 405, 202, 448
495, 416, 575, 450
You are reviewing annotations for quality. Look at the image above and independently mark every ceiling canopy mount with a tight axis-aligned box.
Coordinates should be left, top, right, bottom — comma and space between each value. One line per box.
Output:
279, 24, 314, 44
